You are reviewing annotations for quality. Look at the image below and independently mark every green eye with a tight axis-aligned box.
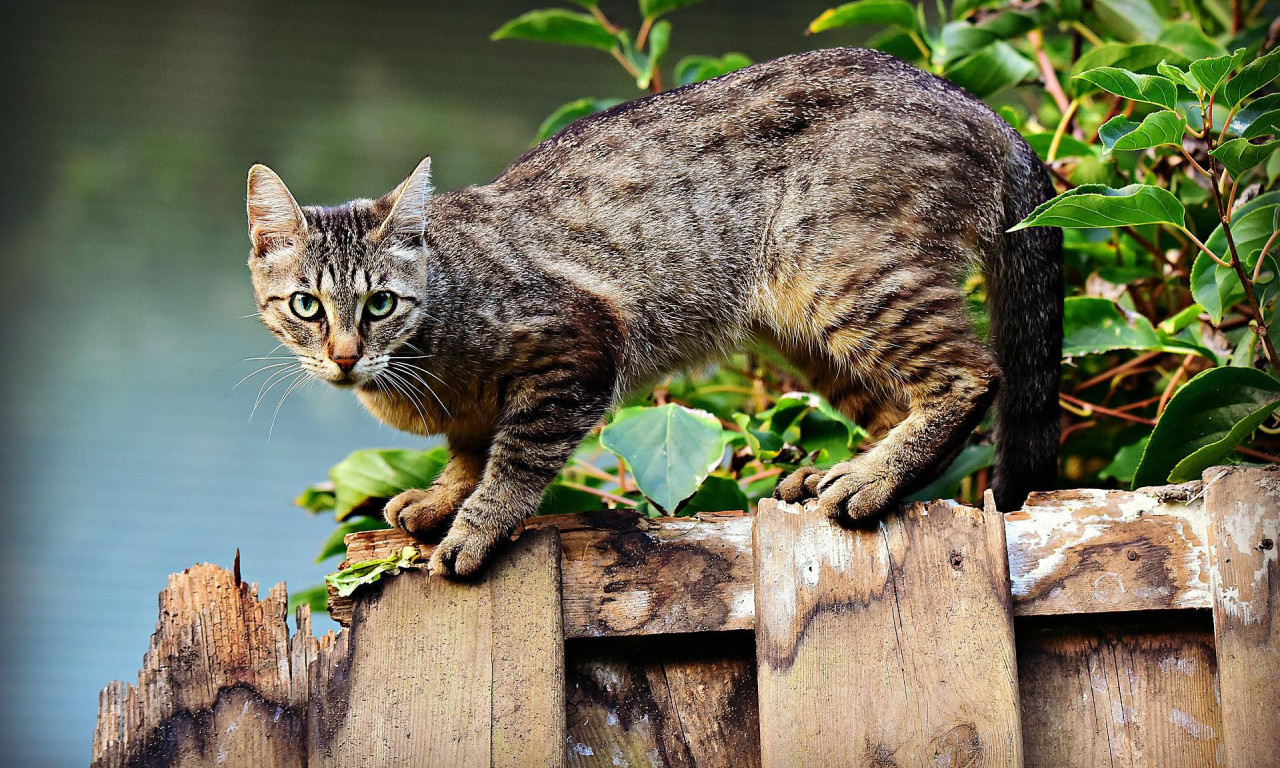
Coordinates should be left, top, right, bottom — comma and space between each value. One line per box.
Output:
364, 291, 397, 320
289, 292, 322, 320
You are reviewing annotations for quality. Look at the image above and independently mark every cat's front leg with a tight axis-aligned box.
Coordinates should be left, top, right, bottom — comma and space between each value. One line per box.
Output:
430, 365, 615, 578
384, 442, 484, 539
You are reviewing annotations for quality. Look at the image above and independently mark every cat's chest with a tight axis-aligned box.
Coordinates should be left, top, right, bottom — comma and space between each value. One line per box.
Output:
356, 386, 452, 436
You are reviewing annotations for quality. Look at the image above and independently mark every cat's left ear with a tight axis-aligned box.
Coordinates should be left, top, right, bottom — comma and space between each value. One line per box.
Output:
375, 157, 433, 243
246, 164, 307, 258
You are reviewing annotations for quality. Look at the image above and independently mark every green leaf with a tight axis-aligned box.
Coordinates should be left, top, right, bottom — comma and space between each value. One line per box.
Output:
1098, 111, 1186, 154
1226, 93, 1280, 138
1063, 296, 1164, 357
636, 20, 671, 89
939, 21, 1000, 65
945, 41, 1036, 98
1133, 367, 1280, 487
325, 546, 422, 598
1158, 302, 1204, 334
680, 474, 750, 515
1156, 60, 1197, 90
1221, 48, 1280, 108
1091, 0, 1164, 43
639, 0, 703, 20
1011, 183, 1186, 231
1209, 137, 1280, 179
1072, 43, 1188, 80
538, 478, 608, 516
1187, 49, 1245, 97
807, 0, 921, 35
534, 98, 623, 144
1158, 21, 1227, 61
1074, 67, 1179, 109
1023, 132, 1098, 160
296, 484, 336, 514
491, 9, 618, 51
673, 52, 752, 86
1192, 192, 1280, 322
328, 447, 449, 521
316, 517, 389, 563
287, 584, 329, 616
1099, 434, 1150, 485
600, 404, 728, 512
905, 443, 996, 501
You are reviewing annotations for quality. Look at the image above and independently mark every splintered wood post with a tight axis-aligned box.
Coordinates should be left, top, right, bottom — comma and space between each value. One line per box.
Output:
308, 527, 566, 768
754, 497, 1023, 768
1204, 465, 1280, 768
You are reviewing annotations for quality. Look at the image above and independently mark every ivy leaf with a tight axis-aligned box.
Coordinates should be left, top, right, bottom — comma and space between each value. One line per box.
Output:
1221, 48, 1280, 109
673, 52, 751, 86
905, 443, 996, 501
1098, 111, 1186, 154
325, 546, 422, 598
1010, 183, 1186, 231
1132, 367, 1280, 487
1074, 67, 1179, 109
327, 448, 449, 521
534, 98, 623, 144
807, 0, 921, 35
491, 9, 618, 51
600, 404, 728, 513
1187, 48, 1245, 97
639, 0, 703, 20
945, 41, 1036, 98
1209, 137, 1280, 179
316, 517, 389, 563
679, 474, 749, 515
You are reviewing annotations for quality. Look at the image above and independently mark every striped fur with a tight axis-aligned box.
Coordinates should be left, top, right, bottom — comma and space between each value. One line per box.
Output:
247, 48, 1062, 578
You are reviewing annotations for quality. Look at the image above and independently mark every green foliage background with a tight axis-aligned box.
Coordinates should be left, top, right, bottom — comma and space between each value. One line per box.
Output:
293, 0, 1280, 613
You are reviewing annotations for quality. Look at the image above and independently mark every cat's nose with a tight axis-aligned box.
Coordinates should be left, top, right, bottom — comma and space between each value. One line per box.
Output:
331, 355, 359, 373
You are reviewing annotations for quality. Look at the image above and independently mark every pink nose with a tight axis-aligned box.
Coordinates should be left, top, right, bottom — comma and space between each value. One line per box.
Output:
331, 356, 358, 373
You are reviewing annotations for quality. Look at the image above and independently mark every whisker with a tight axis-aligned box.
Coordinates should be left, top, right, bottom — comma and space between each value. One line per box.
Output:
269, 372, 311, 438
389, 361, 453, 417
252, 368, 305, 420
233, 361, 295, 390
378, 369, 431, 434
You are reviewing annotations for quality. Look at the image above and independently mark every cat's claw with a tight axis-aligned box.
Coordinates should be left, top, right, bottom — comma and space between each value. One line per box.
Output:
429, 518, 504, 579
774, 466, 826, 503
384, 488, 454, 539
814, 462, 895, 523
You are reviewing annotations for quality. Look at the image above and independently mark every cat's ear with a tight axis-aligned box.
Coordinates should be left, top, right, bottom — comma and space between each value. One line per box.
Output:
246, 164, 307, 257
375, 157, 433, 243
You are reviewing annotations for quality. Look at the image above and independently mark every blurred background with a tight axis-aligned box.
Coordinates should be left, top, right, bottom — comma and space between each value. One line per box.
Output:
0, 0, 851, 763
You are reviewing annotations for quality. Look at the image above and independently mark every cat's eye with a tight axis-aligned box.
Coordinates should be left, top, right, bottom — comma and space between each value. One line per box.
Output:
364, 291, 397, 320
289, 292, 323, 320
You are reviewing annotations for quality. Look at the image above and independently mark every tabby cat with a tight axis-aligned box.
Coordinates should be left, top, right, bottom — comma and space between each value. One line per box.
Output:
246, 48, 1062, 578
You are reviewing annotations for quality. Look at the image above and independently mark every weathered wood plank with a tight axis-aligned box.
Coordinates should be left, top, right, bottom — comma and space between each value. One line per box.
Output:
335, 485, 1210, 637
309, 528, 564, 768
1204, 465, 1280, 768
1017, 615, 1223, 767
91, 563, 321, 768
1007, 484, 1211, 616
565, 633, 760, 768
753, 498, 1023, 767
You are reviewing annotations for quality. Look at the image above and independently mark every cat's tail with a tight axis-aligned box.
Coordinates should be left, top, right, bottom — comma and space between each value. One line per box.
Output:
988, 137, 1063, 510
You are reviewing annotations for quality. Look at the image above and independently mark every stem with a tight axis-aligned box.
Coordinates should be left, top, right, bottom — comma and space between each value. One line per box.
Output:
1253, 229, 1279, 282
1178, 146, 1213, 177
610, 47, 642, 80
1178, 225, 1234, 268
1237, 445, 1280, 464
1074, 351, 1165, 391
907, 31, 933, 64
589, 5, 619, 35
1232, 0, 1243, 34
635, 16, 653, 50
571, 458, 621, 485
738, 467, 783, 487
1069, 21, 1104, 46
1029, 30, 1072, 115
1060, 392, 1156, 426
1048, 99, 1080, 163
559, 480, 638, 507
1157, 354, 1195, 415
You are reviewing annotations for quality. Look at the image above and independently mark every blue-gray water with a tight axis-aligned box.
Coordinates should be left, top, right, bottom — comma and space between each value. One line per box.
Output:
1, 1, 849, 763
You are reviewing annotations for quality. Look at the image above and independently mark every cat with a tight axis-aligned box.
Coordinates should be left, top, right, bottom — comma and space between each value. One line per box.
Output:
246, 47, 1062, 578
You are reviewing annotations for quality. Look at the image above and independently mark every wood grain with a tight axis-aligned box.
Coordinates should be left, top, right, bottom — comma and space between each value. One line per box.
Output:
565, 633, 760, 768
91, 563, 325, 768
1203, 465, 1280, 768
336, 484, 1211, 636
1017, 614, 1223, 767
753, 498, 1023, 767
309, 527, 565, 768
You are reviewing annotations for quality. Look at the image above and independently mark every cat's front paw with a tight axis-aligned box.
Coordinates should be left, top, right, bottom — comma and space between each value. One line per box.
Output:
814, 461, 896, 523
384, 488, 456, 540
774, 466, 826, 503
428, 516, 509, 580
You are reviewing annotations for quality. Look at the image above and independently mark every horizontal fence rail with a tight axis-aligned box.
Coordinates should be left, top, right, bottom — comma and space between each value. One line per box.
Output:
93, 465, 1278, 768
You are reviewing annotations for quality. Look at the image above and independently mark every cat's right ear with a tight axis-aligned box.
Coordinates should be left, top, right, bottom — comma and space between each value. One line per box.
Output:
246, 164, 307, 258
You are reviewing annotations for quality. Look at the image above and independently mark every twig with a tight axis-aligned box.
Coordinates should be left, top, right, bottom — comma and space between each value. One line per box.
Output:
1075, 351, 1165, 391
1237, 445, 1280, 464
1157, 354, 1195, 415
1029, 30, 1071, 115
1048, 99, 1080, 163
636, 16, 653, 50
1060, 392, 1157, 426
738, 467, 783, 487
559, 480, 638, 507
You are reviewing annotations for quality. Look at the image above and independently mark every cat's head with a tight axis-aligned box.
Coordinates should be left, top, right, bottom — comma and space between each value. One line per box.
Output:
245, 159, 434, 389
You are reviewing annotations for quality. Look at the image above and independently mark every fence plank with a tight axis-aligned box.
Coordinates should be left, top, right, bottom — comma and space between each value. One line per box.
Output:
753, 498, 1023, 768
1017, 616, 1222, 767
90, 563, 314, 768
336, 485, 1210, 636
1204, 466, 1280, 768
565, 633, 760, 768
308, 527, 565, 768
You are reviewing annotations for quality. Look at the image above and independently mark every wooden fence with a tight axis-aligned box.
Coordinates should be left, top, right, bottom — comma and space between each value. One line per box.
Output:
93, 464, 1278, 767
